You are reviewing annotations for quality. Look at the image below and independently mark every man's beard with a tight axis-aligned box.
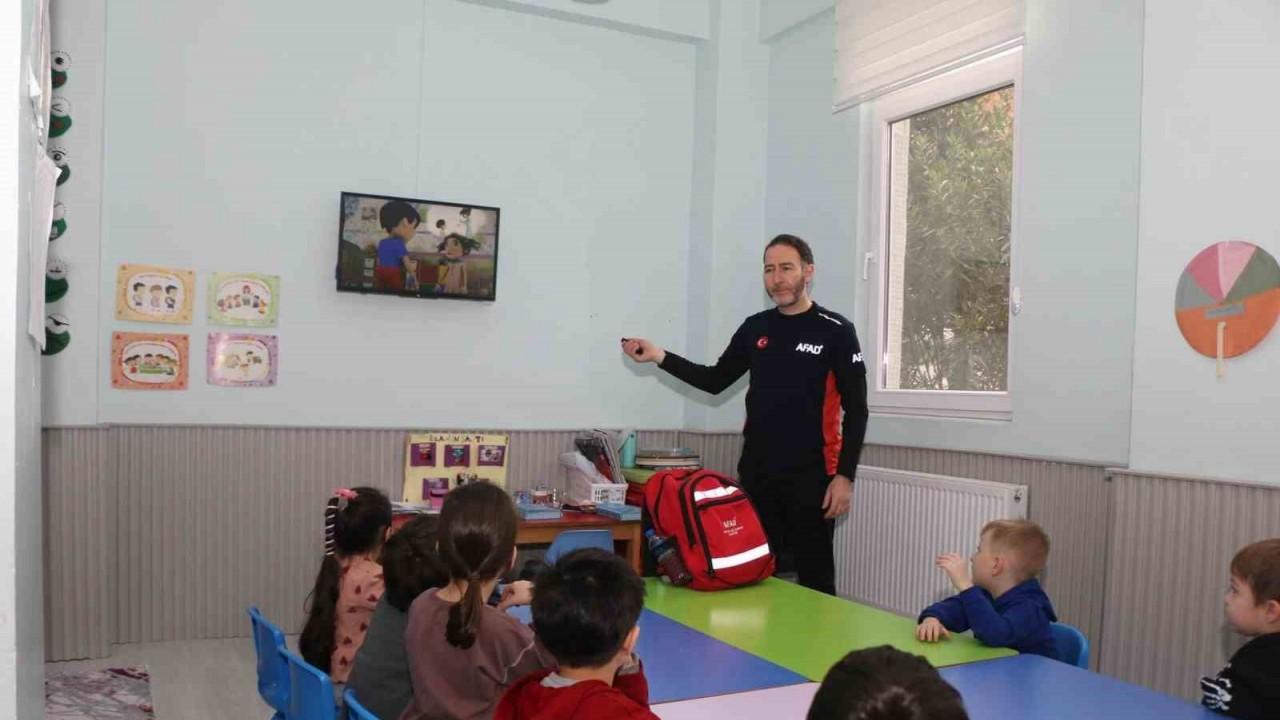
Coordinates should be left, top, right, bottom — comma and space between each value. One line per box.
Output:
768, 277, 806, 308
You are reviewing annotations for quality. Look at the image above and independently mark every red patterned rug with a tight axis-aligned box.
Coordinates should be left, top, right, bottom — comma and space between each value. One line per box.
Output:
45, 666, 155, 719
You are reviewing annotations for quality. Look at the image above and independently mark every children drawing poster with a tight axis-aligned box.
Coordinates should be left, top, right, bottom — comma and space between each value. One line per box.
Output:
208, 272, 279, 327
116, 264, 195, 324
403, 432, 509, 507
111, 332, 188, 390
207, 333, 278, 387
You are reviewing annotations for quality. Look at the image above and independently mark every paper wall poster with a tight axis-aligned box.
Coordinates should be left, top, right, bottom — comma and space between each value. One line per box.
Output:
43, 314, 70, 356
207, 333, 277, 387
402, 432, 509, 507
115, 264, 195, 324
51, 51, 70, 89
49, 95, 72, 137
28, 152, 59, 347
111, 332, 188, 390
1175, 241, 1280, 376
208, 272, 279, 327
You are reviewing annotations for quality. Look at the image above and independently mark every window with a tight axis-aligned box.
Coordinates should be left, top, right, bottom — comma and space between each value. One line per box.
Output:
866, 49, 1021, 419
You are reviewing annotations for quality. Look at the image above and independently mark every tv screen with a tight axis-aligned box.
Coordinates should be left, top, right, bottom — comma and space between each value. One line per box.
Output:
337, 191, 500, 301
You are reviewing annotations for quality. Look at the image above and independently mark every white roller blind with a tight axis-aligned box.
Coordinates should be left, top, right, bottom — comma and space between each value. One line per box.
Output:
834, 0, 1024, 112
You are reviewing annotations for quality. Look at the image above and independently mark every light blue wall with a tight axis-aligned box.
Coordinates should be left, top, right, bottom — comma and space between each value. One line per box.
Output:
458, 0, 710, 41
1129, 0, 1280, 484
759, 0, 1145, 465
764, 10, 859, 345
92, 0, 699, 429
678, 0, 772, 432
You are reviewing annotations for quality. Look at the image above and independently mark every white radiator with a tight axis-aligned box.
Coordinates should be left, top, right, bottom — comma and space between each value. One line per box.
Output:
835, 466, 1027, 617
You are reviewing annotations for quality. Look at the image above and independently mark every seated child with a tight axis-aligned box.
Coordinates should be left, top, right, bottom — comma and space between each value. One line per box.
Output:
299, 487, 392, 683
400, 482, 556, 720
495, 548, 655, 720
1200, 538, 1280, 719
345, 515, 446, 720
807, 645, 968, 720
916, 519, 1058, 659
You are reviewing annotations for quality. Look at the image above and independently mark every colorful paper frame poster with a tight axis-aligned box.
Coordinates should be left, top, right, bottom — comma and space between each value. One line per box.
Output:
207, 333, 278, 387
111, 332, 189, 390
115, 264, 195, 324
1175, 241, 1280, 360
208, 272, 279, 327
403, 432, 509, 507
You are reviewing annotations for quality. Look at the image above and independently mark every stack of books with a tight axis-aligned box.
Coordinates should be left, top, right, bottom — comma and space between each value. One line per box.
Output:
634, 447, 701, 470
515, 502, 563, 521
595, 502, 641, 521
574, 430, 625, 483
620, 468, 657, 485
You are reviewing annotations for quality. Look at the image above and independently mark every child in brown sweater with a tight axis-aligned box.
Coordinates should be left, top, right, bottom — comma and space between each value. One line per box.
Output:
400, 483, 555, 720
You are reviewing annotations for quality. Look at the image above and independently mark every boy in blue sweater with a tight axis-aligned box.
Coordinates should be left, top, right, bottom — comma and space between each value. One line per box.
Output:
916, 519, 1058, 659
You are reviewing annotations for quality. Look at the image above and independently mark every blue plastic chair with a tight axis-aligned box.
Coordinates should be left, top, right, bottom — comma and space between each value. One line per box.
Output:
544, 529, 615, 564
281, 648, 338, 720
1051, 622, 1090, 669
247, 606, 290, 720
344, 688, 380, 720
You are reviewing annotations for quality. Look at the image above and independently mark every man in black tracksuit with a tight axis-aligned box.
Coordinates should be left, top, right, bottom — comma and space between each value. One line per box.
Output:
622, 234, 868, 595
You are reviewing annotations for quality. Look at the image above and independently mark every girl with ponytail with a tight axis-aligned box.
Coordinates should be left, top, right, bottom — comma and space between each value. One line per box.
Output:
401, 482, 555, 720
299, 486, 392, 683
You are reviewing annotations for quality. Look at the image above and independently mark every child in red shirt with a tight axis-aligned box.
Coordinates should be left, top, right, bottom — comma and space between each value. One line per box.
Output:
495, 548, 658, 720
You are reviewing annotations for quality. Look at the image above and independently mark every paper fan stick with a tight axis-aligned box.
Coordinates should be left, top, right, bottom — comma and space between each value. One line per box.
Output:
1216, 321, 1226, 379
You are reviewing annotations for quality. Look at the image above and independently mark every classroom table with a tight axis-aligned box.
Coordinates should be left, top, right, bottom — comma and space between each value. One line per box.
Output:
939, 655, 1223, 719
653, 683, 819, 719
643, 577, 1013, 680
515, 510, 642, 574
653, 656, 1224, 719
394, 509, 643, 573
506, 606, 808, 703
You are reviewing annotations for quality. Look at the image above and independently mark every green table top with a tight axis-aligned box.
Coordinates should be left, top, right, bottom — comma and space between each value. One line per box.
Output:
643, 578, 1014, 680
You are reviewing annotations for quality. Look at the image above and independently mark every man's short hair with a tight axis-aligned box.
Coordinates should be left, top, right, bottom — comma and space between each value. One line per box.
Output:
531, 548, 645, 668
765, 233, 815, 265
982, 519, 1050, 580
1231, 538, 1280, 605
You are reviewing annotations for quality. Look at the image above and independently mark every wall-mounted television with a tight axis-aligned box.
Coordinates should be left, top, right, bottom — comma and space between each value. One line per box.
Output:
337, 191, 500, 301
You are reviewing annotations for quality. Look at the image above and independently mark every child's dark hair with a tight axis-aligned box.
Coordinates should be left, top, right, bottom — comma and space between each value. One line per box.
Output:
132, 282, 144, 291
531, 548, 645, 668
807, 646, 968, 720
299, 487, 392, 672
437, 482, 517, 649
381, 515, 447, 612
379, 200, 421, 233
1232, 538, 1280, 605
765, 233, 815, 265
437, 233, 479, 255
435, 219, 446, 229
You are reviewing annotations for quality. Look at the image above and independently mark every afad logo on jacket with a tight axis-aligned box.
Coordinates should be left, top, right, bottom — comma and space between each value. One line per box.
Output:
795, 343, 823, 355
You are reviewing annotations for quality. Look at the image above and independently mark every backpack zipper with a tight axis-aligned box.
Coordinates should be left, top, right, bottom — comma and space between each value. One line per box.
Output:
676, 473, 703, 551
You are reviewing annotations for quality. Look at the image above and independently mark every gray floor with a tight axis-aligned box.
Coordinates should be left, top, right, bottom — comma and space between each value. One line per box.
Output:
47, 637, 274, 720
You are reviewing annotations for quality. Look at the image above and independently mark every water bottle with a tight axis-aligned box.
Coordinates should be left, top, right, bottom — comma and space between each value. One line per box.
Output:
620, 433, 637, 469
645, 529, 692, 586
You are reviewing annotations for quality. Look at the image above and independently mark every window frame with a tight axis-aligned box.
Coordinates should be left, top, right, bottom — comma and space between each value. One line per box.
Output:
864, 48, 1023, 421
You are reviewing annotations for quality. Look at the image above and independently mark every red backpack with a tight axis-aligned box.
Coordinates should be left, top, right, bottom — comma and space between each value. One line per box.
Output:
643, 468, 776, 591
